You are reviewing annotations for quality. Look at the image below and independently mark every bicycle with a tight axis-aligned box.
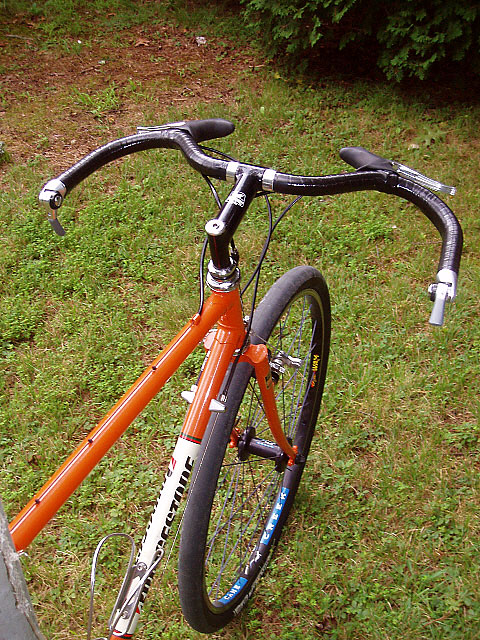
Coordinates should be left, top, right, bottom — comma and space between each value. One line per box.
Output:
7, 118, 462, 638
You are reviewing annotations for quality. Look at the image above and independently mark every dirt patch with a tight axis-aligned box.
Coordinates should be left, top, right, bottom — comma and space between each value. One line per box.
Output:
0, 17, 262, 171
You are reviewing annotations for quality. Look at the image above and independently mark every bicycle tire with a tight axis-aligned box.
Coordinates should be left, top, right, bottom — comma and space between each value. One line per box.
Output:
178, 266, 331, 633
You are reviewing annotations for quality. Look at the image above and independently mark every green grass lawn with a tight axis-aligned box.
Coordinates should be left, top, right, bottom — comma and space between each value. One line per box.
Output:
1, 2, 479, 639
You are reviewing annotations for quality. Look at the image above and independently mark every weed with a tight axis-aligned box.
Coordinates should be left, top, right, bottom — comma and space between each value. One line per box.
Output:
72, 83, 120, 117
445, 422, 480, 450
0, 141, 11, 165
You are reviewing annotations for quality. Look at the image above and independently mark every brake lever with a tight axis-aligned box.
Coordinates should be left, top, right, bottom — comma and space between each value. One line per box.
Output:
391, 161, 456, 196
39, 178, 67, 236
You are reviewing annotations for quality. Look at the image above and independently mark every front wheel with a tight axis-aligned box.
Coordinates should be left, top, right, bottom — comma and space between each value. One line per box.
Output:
178, 266, 331, 633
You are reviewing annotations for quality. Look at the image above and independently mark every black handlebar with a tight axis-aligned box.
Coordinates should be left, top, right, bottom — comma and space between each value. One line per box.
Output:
271, 169, 462, 275
53, 127, 228, 193
391, 177, 462, 275
39, 118, 463, 324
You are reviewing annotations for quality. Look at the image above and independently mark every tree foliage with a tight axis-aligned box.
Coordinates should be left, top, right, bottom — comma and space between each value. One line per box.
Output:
241, 0, 480, 80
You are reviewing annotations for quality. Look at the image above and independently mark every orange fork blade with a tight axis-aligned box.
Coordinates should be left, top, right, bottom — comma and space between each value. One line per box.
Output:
9, 295, 228, 552
240, 343, 297, 464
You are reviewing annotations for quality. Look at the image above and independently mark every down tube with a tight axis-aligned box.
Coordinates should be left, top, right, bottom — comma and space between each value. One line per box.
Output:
110, 295, 246, 639
9, 294, 229, 552
110, 435, 201, 639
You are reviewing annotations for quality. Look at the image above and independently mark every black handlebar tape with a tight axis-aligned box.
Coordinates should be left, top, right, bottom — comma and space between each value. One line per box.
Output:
391, 177, 463, 274
56, 129, 229, 192
272, 170, 462, 274
56, 133, 175, 191
272, 168, 389, 197
173, 131, 229, 178
55, 119, 234, 191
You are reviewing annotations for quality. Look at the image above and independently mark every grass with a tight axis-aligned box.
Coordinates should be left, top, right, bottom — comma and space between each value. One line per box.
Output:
72, 83, 121, 118
1, 2, 480, 639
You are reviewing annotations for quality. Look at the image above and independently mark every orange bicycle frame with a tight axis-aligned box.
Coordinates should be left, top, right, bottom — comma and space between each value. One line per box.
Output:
9, 286, 296, 552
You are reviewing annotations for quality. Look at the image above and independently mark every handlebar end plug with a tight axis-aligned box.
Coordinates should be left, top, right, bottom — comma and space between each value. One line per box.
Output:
427, 269, 458, 326
39, 179, 67, 236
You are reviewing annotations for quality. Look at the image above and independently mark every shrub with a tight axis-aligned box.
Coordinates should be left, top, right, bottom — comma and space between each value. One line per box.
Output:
241, 0, 480, 80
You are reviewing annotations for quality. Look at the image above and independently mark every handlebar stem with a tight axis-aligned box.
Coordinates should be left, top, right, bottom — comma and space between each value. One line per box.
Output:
205, 171, 258, 273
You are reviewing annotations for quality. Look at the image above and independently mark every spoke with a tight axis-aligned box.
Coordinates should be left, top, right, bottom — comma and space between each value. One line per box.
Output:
216, 473, 279, 584
211, 462, 242, 599
207, 466, 281, 595
281, 315, 318, 439
208, 464, 279, 550
269, 295, 313, 434
205, 457, 242, 588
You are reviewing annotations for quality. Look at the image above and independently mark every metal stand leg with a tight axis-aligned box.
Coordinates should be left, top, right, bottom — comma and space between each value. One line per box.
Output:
0, 498, 46, 640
